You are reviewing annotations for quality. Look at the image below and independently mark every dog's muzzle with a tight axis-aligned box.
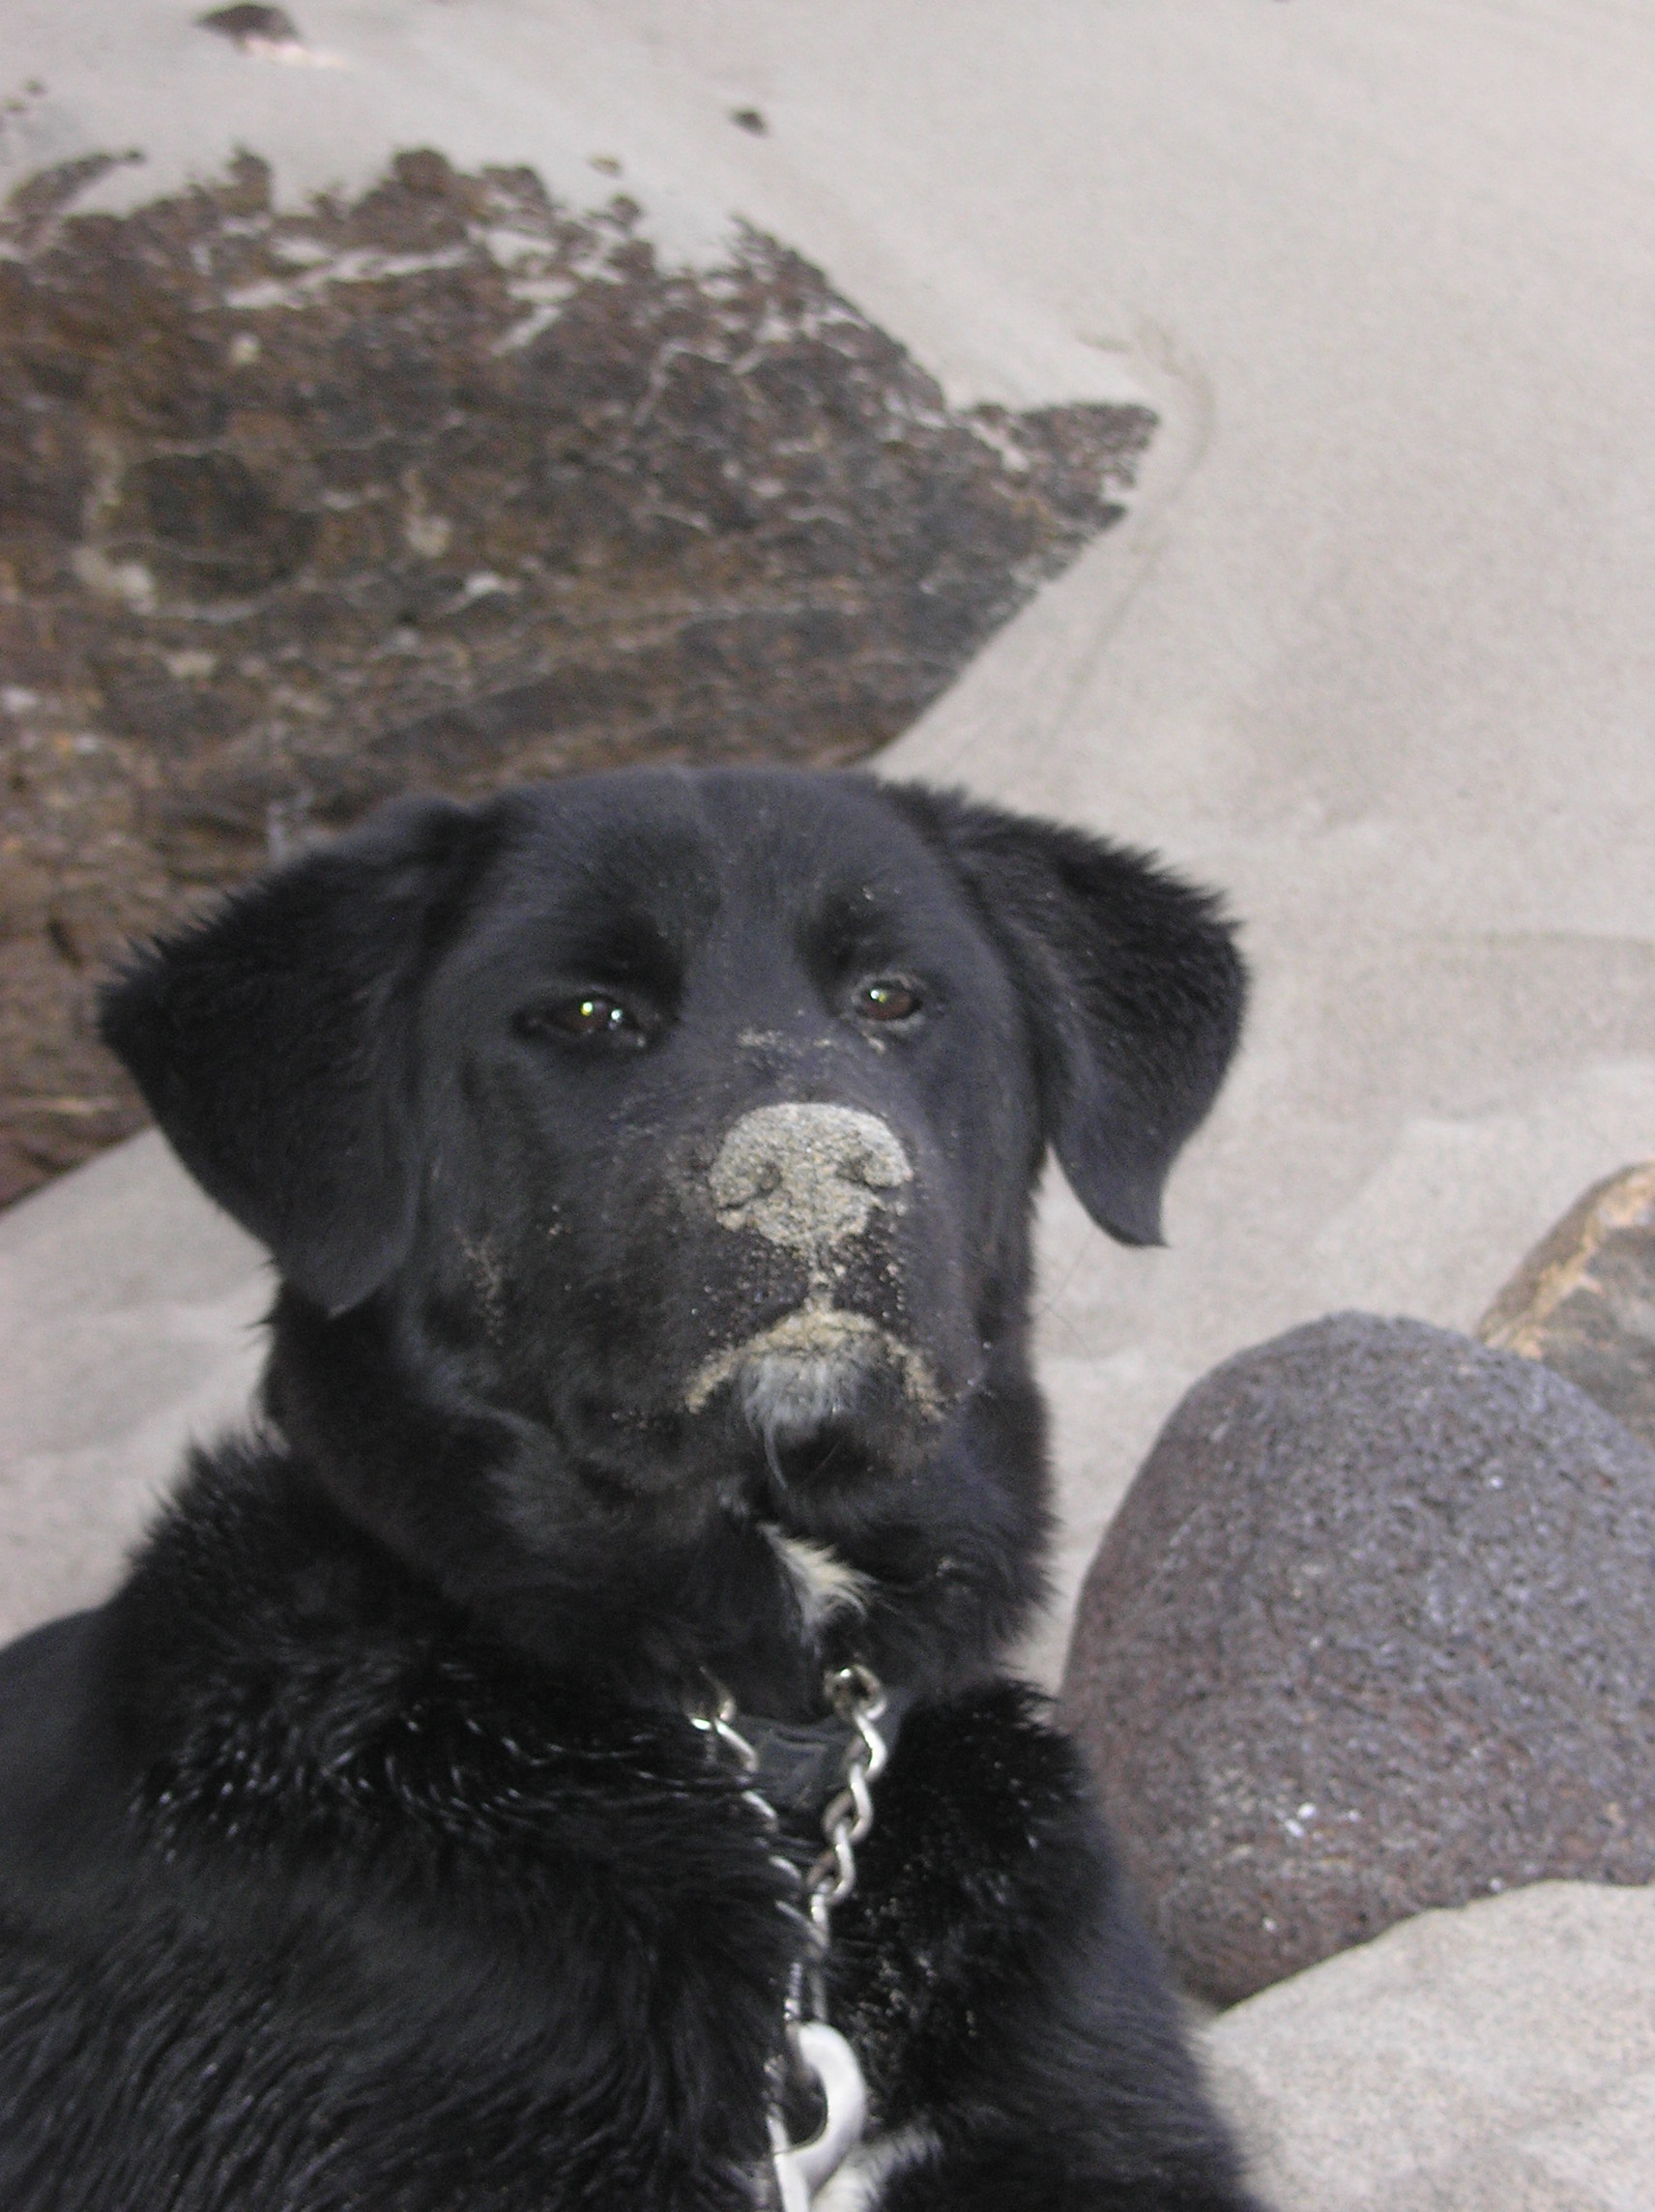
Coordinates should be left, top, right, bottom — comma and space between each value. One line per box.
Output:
686, 1104, 938, 1441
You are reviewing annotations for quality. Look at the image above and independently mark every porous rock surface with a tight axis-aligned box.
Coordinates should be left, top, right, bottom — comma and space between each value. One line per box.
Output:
0, 147, 1150, 1206
1479, 1160, 1655, 1451
1061, 1313, 1655, 2005
1204, 1879, 1655, 2212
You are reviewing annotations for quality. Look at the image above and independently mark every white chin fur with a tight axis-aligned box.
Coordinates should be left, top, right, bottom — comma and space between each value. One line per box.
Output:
740, 1347, 863, 1444
682, 1300, 942, 1426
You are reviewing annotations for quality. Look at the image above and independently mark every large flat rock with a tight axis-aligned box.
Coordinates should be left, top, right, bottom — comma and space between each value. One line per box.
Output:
1204, 1881, 1655, 2212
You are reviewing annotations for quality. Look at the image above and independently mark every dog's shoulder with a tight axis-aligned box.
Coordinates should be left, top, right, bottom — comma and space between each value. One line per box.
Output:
840, 1681, 1104, 1950
102, 1441, 785, 1908
829, 1684, 1158, 2112
0, 1440, 800, 2206
0, 1610, 131, 1866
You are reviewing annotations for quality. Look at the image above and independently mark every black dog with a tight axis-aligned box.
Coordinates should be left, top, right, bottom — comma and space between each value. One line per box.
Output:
0, 769, 1257, 2210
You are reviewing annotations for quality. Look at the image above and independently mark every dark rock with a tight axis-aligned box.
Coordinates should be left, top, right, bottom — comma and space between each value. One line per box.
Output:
1060, 1313, 1655, 2006
1478, 1162, 1655, 1450
0, 149, 1153, 1207
197, 7, 302, 49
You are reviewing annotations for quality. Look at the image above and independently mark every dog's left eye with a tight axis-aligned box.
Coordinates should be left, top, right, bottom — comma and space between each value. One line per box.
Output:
514, 995, 647, 1047
851, 976, 923, 1024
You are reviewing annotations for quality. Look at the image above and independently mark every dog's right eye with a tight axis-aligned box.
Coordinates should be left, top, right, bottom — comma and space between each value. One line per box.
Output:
513, 995, 647, 1047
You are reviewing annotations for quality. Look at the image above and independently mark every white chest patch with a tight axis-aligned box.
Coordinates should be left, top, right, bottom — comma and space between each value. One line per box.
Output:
762, 1526, 871, 1632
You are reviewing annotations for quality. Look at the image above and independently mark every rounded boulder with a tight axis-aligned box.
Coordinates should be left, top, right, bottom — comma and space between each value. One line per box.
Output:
1061, 1313, 1655, 2004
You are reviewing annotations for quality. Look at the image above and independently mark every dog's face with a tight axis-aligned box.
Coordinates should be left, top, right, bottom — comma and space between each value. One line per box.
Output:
102, 770, 1242, 1705
418, 774, 1031, 1507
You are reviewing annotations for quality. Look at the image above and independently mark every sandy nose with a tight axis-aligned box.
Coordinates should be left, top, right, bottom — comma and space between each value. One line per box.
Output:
709, 1103, 913, 1255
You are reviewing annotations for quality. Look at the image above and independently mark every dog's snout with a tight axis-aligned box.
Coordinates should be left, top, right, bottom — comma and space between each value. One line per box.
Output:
709, 1103, 912, 1254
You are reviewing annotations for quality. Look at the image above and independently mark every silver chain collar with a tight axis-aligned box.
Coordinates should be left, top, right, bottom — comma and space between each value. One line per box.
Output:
691, 1663, 889, 2209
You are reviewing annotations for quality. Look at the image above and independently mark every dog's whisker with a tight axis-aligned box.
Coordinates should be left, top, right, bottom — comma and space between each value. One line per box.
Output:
765, 1427, 790, 1495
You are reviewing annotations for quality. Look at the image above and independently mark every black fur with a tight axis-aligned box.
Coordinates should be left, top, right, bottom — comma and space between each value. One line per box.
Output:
0, 769, 1258, 2208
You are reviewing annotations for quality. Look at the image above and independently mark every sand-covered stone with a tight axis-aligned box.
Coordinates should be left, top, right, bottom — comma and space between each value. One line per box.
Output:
1479, 1160, 1655, 1450
0, 147, 1149, 1208
1062, 1314, 1655, 2004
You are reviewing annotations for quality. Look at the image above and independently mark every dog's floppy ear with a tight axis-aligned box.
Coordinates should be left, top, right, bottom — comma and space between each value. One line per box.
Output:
885, 783, 1245, 1245
100, 796, 483, 1314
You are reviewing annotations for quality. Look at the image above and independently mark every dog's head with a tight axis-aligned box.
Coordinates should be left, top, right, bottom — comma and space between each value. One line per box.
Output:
102, 771, 1242, 1706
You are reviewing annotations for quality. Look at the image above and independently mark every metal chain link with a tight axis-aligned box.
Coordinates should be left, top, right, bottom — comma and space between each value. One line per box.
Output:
689, 1661, 889, 2025
687, 1685, 802, 1896
690, 1662, 889, 2208
800, 1663, 888, 2011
